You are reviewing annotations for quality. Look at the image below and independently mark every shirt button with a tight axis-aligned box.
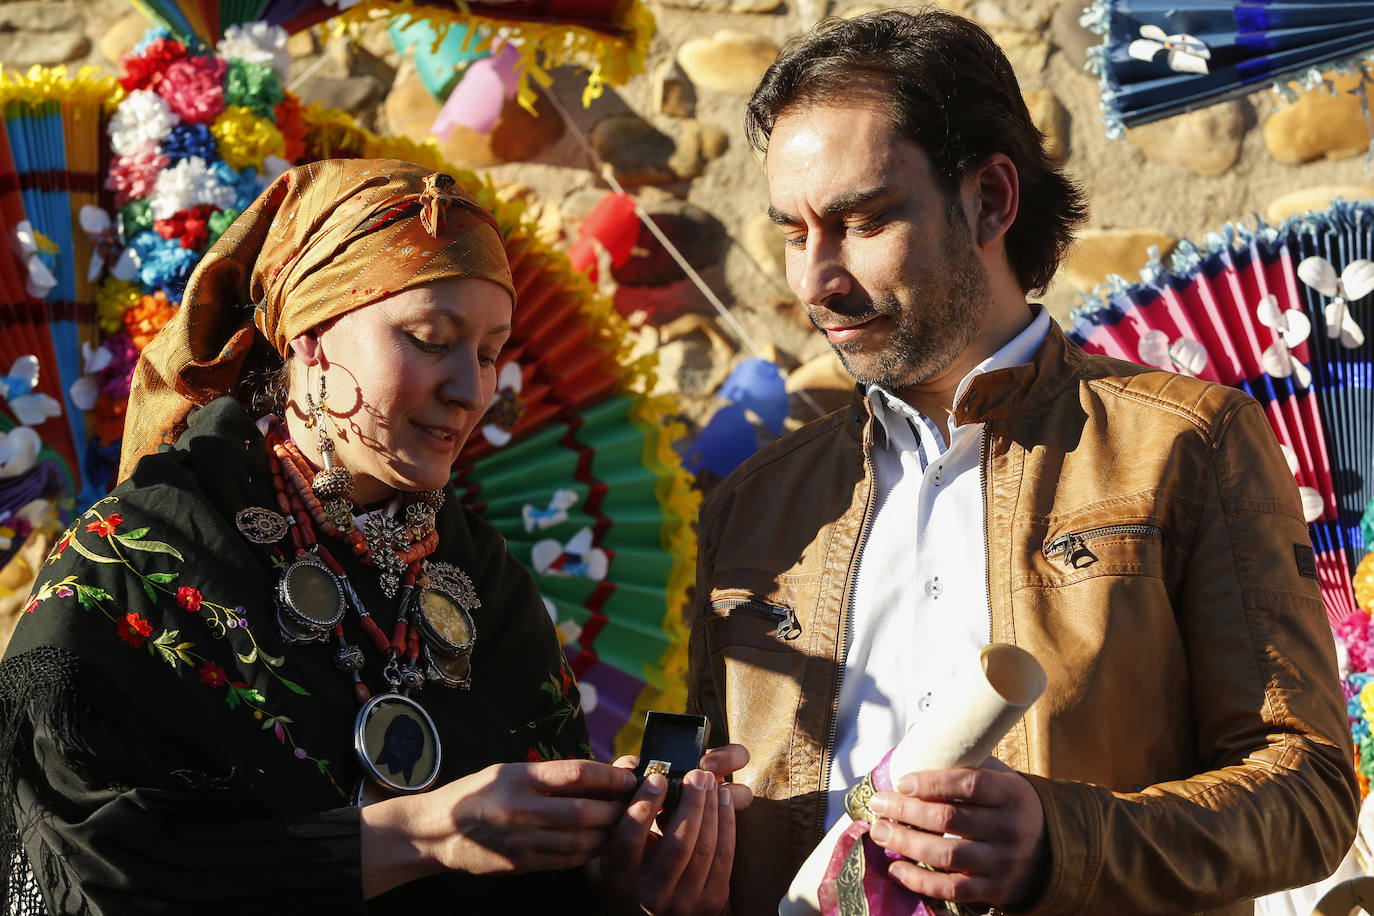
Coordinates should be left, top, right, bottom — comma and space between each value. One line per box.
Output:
925, 577, 943, 598
917, 691, 934, 711
932, 465, 944, 485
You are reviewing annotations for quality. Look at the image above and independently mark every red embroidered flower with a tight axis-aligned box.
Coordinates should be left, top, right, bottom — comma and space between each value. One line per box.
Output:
199, 661, 227, 687
559, 663, 573, 694
22, 594, 37, 615
154, 204, 216, 251
526, 748, 545, 762
85, 513, 123, 538
176, 586, 203, 612
117, 612, 153, 648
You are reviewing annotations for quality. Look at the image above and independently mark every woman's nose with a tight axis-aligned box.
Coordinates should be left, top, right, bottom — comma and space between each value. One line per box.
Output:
439, 352, 485, 412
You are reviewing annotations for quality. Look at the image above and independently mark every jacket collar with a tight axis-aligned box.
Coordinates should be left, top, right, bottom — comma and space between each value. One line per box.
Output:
844, 318, 1087, 436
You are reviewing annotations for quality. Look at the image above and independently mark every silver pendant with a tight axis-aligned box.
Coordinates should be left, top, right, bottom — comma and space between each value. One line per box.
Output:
421, 561, 480, 611
354, 692, 442, 795
235, 507, 289, 544
274, 554, 346, 644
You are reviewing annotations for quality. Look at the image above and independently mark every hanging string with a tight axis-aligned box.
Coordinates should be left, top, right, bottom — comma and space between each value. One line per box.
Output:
542, 88, 829, 419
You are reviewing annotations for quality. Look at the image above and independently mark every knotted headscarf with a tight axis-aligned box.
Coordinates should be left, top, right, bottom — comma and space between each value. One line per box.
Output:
118, 158, 514, 481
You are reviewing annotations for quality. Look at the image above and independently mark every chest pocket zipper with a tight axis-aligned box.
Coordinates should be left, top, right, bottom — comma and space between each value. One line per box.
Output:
712, 598, 802, 640
1042, 524, 1164, 570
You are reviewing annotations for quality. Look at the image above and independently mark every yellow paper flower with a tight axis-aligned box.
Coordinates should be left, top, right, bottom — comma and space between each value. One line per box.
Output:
1356, 551, 1374, 613
210, 104, 284, 172
96, 277, 143, 334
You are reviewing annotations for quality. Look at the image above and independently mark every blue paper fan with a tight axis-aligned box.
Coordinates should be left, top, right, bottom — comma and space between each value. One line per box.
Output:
1084, 0, 1374, 136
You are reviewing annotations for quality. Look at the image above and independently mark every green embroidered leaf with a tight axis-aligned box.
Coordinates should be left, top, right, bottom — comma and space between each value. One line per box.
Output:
115, 536, 184, 561
141, 580, 157, 603
240, 686, 266, 704
225, 689, 241, 710
278, 677, 310, 696
119, 527, 150, 541
67, 536, 121, 564
72, 583, 104, 611
236, 647, 259, 664
259, 648, 286, 668
145, 572, 178, 584
315, 759, 330, 774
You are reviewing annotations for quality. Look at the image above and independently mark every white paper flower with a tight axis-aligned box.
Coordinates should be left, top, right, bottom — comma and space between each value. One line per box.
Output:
10, 221, 56, 299
1279, 443, 1325, 523
0, 427, 41, 478
1256, 293, 1313, 389
1137, 329, 1206, 377
108, 90, 180, 157
149, 156, 237, 220
257, 155, 292, 189
69, 342, 114, 412
1127, 24, 1211, 74
216, 22, 291, 83
0, 356, 38, 401
1297, 255, 1374, 349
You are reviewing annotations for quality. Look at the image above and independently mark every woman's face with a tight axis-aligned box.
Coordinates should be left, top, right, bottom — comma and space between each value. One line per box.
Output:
289, 276, 513, 504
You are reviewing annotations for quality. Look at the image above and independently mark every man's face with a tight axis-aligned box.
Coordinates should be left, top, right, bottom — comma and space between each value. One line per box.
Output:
766, 99, 992, 392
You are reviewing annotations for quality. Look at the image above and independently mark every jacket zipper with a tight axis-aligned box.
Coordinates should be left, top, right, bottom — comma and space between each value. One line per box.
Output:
817, 416, 877, 842
1042, 523, 1164, 568
711, 597, 801, 640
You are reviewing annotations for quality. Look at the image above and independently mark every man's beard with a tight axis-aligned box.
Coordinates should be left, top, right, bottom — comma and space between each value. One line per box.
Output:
813, 203, 993, 392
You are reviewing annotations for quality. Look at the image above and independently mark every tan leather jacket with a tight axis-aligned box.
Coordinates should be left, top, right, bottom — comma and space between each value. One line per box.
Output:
687, 322, 1357, 915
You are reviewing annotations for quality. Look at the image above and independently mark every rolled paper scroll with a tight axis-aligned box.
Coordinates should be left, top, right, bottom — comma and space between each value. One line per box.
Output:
781, 643, 1048, 916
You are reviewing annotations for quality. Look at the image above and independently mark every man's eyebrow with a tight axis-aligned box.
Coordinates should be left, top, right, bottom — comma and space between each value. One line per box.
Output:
767, 187, 895, 226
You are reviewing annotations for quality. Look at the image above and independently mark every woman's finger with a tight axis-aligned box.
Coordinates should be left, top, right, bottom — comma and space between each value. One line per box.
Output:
526, 759, 638, 799
521, 795, 628, 830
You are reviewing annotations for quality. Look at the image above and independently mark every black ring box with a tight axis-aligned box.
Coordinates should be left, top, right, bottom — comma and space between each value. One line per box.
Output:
632, 711, 711, 811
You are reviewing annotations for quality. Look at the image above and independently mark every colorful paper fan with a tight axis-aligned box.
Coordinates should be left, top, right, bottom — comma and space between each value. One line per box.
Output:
0, 67, 118, 502
1083, 1, 1374, 137
1067, 199, 1374, 626
130, 0, 654, 106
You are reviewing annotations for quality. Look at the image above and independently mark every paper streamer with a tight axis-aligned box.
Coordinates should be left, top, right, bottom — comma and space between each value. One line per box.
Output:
781, 644, 1048, 916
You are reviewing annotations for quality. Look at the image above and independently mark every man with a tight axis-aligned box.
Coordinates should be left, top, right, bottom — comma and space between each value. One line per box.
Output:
686, 9, 1358, 914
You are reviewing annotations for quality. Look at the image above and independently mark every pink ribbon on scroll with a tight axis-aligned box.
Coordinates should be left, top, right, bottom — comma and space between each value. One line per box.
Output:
818, 747, 942, 916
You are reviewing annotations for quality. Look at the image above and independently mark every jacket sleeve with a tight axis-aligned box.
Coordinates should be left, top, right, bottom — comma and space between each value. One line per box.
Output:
1025, 398, 1359, 915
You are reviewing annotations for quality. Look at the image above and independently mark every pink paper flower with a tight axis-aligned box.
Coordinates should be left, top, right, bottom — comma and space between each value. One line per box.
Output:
105, 147, 170, 209
156, 55, 228, 125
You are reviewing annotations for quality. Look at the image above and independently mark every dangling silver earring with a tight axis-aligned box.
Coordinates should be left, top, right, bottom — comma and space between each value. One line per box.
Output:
308, 368, 355, 530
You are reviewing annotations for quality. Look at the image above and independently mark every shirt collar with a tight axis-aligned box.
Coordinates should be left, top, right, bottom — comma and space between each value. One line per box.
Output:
867, 305, 1052, 443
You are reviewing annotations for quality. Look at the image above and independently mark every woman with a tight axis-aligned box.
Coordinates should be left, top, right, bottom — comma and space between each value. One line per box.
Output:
0, 160, 745, 914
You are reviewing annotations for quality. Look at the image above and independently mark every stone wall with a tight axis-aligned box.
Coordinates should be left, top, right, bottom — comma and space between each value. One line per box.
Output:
17, 0, 1374, 425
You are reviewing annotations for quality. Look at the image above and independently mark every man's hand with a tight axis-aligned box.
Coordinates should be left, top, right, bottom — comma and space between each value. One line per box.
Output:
601, 744, 752, 915
867, 758, 1049, 908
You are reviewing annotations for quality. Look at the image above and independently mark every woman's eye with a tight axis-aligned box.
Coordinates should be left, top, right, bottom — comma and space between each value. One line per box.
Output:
407, 333, 447, 353
479, 353, 499, 368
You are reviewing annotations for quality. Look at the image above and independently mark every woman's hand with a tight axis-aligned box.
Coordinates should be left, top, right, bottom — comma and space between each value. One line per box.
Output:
361, 758, 637, 898
601, 744, 753, 916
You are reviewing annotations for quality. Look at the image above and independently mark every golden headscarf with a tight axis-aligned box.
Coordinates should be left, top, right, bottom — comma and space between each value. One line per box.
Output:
118, 158, 514, 481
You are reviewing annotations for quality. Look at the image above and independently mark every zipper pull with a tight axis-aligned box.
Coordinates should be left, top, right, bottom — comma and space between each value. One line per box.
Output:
775, 607, 801, 640
1043, 533, 1098, 569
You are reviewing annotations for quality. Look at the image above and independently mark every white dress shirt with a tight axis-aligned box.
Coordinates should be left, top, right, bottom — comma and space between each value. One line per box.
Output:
825, 306, 1051, 827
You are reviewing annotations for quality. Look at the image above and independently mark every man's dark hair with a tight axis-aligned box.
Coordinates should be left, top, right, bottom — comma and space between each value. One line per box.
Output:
745, 8, 1086, 294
